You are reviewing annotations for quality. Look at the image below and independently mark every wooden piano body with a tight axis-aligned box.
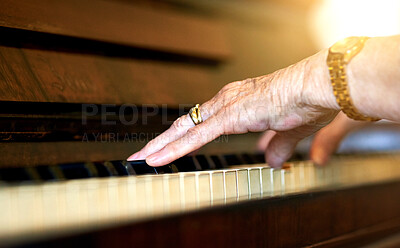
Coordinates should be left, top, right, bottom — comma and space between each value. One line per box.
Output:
1, 1, 400, 247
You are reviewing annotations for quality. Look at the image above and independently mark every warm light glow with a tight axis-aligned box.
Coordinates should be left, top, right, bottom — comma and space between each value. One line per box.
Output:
308, 0, 400, 49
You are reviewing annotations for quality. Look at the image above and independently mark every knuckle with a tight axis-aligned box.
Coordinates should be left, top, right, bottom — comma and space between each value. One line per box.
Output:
172, 116, 185, 130
187, 127, 203, 141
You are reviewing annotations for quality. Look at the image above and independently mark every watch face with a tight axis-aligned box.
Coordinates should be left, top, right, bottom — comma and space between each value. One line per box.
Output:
330, 37, 360, 53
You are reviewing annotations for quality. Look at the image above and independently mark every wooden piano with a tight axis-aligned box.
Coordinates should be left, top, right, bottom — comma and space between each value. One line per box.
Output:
1, 1, 400, 247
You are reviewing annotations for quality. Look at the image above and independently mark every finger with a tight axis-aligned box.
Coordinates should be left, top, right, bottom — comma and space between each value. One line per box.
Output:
146, 114, 225, 166
127, 102, 216, 161
309, 129, 341, 166
265, 126, 318, 168
256, 130, 277, 152
127, 114, 194, 160
310, 112, 368, 166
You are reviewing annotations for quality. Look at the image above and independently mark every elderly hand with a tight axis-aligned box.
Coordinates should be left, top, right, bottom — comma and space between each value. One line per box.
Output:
127, 50, 340, 168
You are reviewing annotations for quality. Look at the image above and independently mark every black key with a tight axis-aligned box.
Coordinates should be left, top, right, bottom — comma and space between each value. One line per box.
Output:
195, 155, 211, 170
123, 161, 136, 175
154, 164, 174, 174
0, 168, 32, 182
210, 155, 224, 169
251, 153, 265, 164
224, 154, 243, 166
128, 160, 157, 175
93, 162, 112, 177
36, 166, 56, 180
172, 156, 197, 172
241, 154, 255, 164
288, 152, 305, 161
109, 161, 129, 176
103, 162, 119, 176
59, 163, 91, 179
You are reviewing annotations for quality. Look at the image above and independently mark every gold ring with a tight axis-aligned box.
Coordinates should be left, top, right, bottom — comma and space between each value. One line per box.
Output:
189, 104, 203, 125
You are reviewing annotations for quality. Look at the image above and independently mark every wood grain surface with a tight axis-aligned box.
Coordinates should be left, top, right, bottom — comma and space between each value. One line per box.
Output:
0, 46, 218, 104
0, 0, 230, 61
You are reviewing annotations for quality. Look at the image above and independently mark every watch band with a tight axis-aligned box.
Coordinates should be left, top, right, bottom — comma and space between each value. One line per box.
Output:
327, 37, 380, 122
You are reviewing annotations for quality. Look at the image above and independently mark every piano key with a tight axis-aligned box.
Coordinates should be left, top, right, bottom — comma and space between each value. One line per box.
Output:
154, 164, 174, 174
48, 165, 66, 180
85, 179, 102, 221
102, 161, 120, 176
236, 169, 249, 200
0, 168, 32, 182
223, 154, 243, 166
172, 156, 198, 172
283, 166, 296, 193
248, 168, 262, 198
126, 160, 155, 175
36, 166, 57, 180
272, 169, 283, 196
93, 162, 112, 177
108, 161, 131, 176
150, 175, 167, 214
293, 163, 305, 191
59, 163, 91, 179
24, 167, 42, 181
303, 162, 316, 189
81, 162, 99, 178
211, 171, 225, 205
251, 153, 265, 164
224, 170, 237, 203
241, 153, 255, 164
196, 172, 211, 208
182, 173, 197, 209
16, 185, 42, 232
163, 174, 181, 211
210, 155, 224, 169
261, 167, 273, 196
195, 155, 212, 170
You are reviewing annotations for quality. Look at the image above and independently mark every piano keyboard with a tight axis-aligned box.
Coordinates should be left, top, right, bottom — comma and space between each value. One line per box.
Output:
1, 153, 400, 246
0, 153, 301, 182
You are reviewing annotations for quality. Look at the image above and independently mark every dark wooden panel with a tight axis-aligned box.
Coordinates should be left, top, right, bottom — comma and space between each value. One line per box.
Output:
0, 0, 230, 61
0, 133, 259, 167
0, 46, 219, 104
23, 181, 400, 248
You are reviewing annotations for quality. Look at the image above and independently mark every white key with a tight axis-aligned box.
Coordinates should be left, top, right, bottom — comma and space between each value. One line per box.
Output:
236, 169, 249, 200
261, 167, 273, 197
211, 171, 224, 205
248, 168, 261, 198
224, 170, 237, 203
196, 172, 211, 208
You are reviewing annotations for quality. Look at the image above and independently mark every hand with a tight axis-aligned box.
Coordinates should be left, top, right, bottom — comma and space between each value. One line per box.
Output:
127, 51, 339, 168
310, 112, 368, 165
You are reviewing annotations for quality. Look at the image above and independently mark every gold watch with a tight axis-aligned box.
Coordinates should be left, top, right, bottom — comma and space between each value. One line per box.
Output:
327, 36, 380, 121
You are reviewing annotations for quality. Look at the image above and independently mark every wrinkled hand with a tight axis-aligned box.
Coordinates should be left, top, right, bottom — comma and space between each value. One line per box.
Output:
309, 112, 368, 165
128, 51, 339, 168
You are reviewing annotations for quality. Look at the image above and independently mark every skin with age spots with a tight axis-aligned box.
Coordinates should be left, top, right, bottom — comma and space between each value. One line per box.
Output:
128, 35, 400, 168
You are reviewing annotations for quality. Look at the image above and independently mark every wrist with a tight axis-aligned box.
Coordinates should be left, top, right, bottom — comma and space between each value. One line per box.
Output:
302, 49, 340, 111
346, 38, 382, 119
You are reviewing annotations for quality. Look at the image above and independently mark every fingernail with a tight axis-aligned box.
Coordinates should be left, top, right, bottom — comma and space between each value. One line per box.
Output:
127, 152, 142, 161
312, 149, 328, 166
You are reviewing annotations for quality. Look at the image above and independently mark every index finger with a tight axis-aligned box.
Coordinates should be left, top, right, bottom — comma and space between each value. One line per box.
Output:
127, 102, 215, 161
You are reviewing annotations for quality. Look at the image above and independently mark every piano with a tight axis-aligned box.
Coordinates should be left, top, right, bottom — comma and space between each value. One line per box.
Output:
1, 1, 400, 247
